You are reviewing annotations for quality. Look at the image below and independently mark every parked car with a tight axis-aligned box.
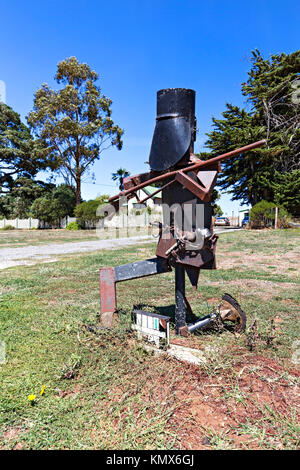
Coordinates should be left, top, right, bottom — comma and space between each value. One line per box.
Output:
215, 216, 230, 226
241, 215, 249, 227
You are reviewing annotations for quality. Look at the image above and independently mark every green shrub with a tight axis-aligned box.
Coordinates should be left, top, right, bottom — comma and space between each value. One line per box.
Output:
66, 221, 79, 231
1, 224, 15, 230
250, 201, 275, 228
30, 185, 76, 227
250, 200, 291, 228
74, 196, 109, 227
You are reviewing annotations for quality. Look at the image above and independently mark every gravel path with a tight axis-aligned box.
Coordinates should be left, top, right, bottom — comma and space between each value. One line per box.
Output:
0, 235, 153, 269
0, 227, 241, 270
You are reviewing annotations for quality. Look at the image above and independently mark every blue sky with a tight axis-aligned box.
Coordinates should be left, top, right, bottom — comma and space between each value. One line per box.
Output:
0, 0, 299, 215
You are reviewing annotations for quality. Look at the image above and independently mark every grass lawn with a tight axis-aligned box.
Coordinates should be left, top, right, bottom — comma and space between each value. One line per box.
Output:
0, 229, 299, 450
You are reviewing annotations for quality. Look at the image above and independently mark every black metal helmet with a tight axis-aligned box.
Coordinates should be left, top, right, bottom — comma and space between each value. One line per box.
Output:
149, 88, 196, 171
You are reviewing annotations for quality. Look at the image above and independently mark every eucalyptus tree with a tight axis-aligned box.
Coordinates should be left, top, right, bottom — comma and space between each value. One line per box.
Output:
28, 57, 124, 204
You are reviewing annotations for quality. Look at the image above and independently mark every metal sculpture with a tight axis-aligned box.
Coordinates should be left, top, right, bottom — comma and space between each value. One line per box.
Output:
99, 88, 265, 335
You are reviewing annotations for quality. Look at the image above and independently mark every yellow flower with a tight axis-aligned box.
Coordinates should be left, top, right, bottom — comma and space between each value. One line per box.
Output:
40, 385, 45, 396
28, 394, 36, 402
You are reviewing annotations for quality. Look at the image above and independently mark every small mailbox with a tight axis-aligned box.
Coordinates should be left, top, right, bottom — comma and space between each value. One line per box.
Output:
132, 310, 170, 348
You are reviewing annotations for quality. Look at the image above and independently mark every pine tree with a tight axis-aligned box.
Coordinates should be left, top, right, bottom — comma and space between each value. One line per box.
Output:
0, 103, 52, 194
204, 50, 300, 214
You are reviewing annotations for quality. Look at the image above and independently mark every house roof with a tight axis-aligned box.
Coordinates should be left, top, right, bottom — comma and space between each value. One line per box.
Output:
142, 186, 162, 199
239, 208, 250, 213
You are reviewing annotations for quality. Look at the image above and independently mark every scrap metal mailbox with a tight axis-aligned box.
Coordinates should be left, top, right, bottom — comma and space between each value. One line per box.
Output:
99, 88, 265, 336
131, 310, 170, 348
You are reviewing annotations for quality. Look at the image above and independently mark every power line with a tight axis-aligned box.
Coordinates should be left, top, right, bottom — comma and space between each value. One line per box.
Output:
81, 181, 117, 187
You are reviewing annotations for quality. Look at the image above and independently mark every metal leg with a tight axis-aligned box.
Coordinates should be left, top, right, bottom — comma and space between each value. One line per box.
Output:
175, 265, 186, 334
99, 267, 117, 328
100, 257, 171, 328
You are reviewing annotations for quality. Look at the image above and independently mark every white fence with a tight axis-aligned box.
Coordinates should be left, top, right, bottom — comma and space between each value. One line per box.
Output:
0, 218, 39, 229
0, 216, 77, 230
0, 212, 163, 230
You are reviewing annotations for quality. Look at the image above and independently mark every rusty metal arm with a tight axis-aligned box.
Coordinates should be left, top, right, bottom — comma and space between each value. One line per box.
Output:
109, 140, 266, 203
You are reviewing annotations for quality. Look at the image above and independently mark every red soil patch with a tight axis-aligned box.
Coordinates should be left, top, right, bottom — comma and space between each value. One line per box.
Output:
90, 333, 299, 449
104, 343, 299, 449
168, 354, 299, 449
4, 427, 22, 440
2, 427, 26, 450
